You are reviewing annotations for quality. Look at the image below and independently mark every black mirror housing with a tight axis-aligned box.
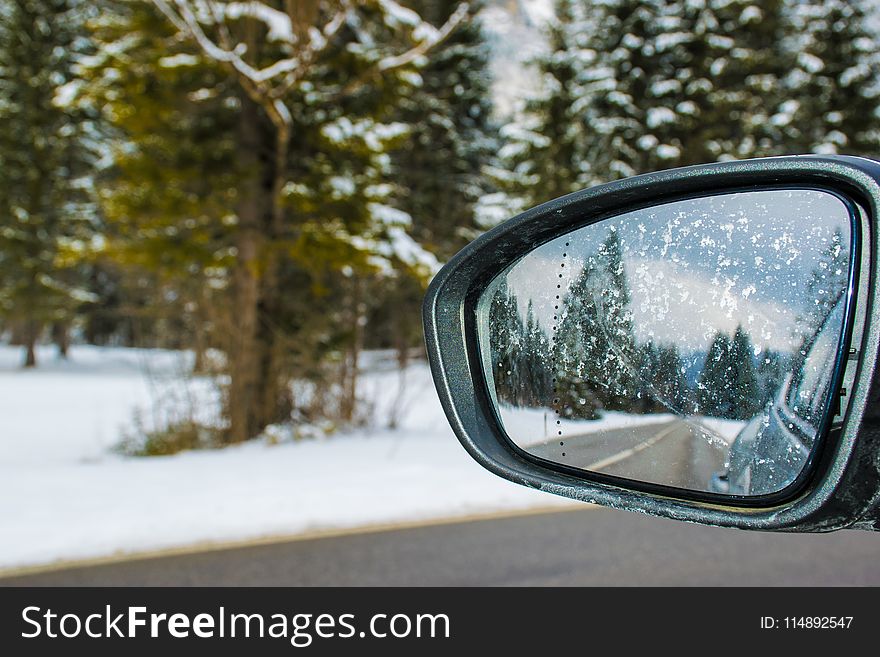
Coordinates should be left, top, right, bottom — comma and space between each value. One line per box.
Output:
423, 155, 880, 533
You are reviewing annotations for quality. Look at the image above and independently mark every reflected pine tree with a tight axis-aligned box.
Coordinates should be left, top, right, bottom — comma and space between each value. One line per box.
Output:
487, 282, 525, 406
655, 344, 690, 414
637, 341, 691, 415
554, 228, 638, 418
697, 332, 734, 418
757, 347, 785, 407
522, 301, 553, 406
697, 326, 762, 420
729, 326, 762, 420
486, 287, 554, 408
488, 226, 782, 422
801, 227, 848, 336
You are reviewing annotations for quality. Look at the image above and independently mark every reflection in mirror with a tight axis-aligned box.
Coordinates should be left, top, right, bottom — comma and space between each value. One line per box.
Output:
478, 190, 853, 497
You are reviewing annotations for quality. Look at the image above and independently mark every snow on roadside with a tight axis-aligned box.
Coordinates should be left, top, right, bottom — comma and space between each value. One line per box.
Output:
693, 417, 748, 446
0, 345, 576, 570
498, 405, 676, 448
499, 404, 747, 449
0, 345, 217, 465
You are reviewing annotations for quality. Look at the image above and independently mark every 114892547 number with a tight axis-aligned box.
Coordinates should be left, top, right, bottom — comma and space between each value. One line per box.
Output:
790, 617, 853, 630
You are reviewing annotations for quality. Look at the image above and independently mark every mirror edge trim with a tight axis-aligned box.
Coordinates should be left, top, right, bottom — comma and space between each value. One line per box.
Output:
424, 154, 880, 532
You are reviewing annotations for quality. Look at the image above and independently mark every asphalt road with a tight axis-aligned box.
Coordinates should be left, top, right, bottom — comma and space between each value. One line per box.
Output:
3, 506, 878, 586
529, 419, 728, 493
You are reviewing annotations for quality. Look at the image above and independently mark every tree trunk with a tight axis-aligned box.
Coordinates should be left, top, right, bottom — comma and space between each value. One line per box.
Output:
52, 321, 70, 359
23, 321, 39, 368
252, 122, 293, 433
225, 23, 295, 442
190, 284, 209, 374
340, 278, 365, 423
192, 334, 206, 374
227, 232, 261, 442
226, 92, 267, 444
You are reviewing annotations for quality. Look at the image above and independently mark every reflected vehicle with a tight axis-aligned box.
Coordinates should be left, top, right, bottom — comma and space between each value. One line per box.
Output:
711, 293, 847, 496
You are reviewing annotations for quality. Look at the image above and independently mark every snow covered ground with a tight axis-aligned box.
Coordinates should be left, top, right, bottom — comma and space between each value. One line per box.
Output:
498, 405, 678, 448
0, 345, 577, 571
0, 344, 748, 571
695, 417, 748, 445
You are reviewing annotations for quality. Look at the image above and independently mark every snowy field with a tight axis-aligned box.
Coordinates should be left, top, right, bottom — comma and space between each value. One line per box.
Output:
0, 345, 747, 571
0, 345, 578, 571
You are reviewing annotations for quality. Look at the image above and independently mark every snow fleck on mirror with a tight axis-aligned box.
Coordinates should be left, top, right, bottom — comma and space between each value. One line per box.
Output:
477, 190, 854, 498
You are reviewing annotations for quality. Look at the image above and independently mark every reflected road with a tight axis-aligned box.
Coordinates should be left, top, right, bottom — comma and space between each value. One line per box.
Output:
528, 420, 729, 492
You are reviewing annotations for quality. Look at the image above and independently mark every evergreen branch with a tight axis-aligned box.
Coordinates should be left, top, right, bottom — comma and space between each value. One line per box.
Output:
337, 2, 470, 98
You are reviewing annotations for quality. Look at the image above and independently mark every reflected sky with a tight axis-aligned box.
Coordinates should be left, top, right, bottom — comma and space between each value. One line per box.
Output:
501, 189, 851, 351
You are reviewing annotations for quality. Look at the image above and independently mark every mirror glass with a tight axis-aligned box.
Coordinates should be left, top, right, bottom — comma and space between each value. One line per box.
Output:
478, 189, 853, 497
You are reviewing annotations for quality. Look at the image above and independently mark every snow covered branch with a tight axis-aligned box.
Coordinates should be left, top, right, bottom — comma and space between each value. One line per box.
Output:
339, 2, 470, 97
378, 2, 469, 72
151, 0, 471, 116
151, 0, 278, 125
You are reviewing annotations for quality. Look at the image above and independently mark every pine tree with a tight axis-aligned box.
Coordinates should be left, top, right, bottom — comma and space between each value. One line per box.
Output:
487, 282, 526, 406
757, 347, 784, 406
684, 0, 791, 160
474, 121, 542, 228
86, 1, 470, 442
505, 0, 661, 201
783, 0, 880, 156
697, 331, 733, 418
368, 0, 497, 365
636, 341, 662, 413
506, 0, 603, 204
395, 0, 497, 259
0, 0, 98, 366
697, 327, 761, 419
522, 300, 552, 406
514, 0, 793, 196
80, 2, 241, 366
636, 341, 690, 414
554, 226, 638, 417
554, 253, 604, 419
594, 227, 638, 408
654, 343, 690, 414
729, 325, 761, 420
802, 227, 849, 334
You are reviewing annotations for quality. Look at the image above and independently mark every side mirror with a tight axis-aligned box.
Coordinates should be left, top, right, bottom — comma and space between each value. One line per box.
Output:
423, 155, 880, 532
